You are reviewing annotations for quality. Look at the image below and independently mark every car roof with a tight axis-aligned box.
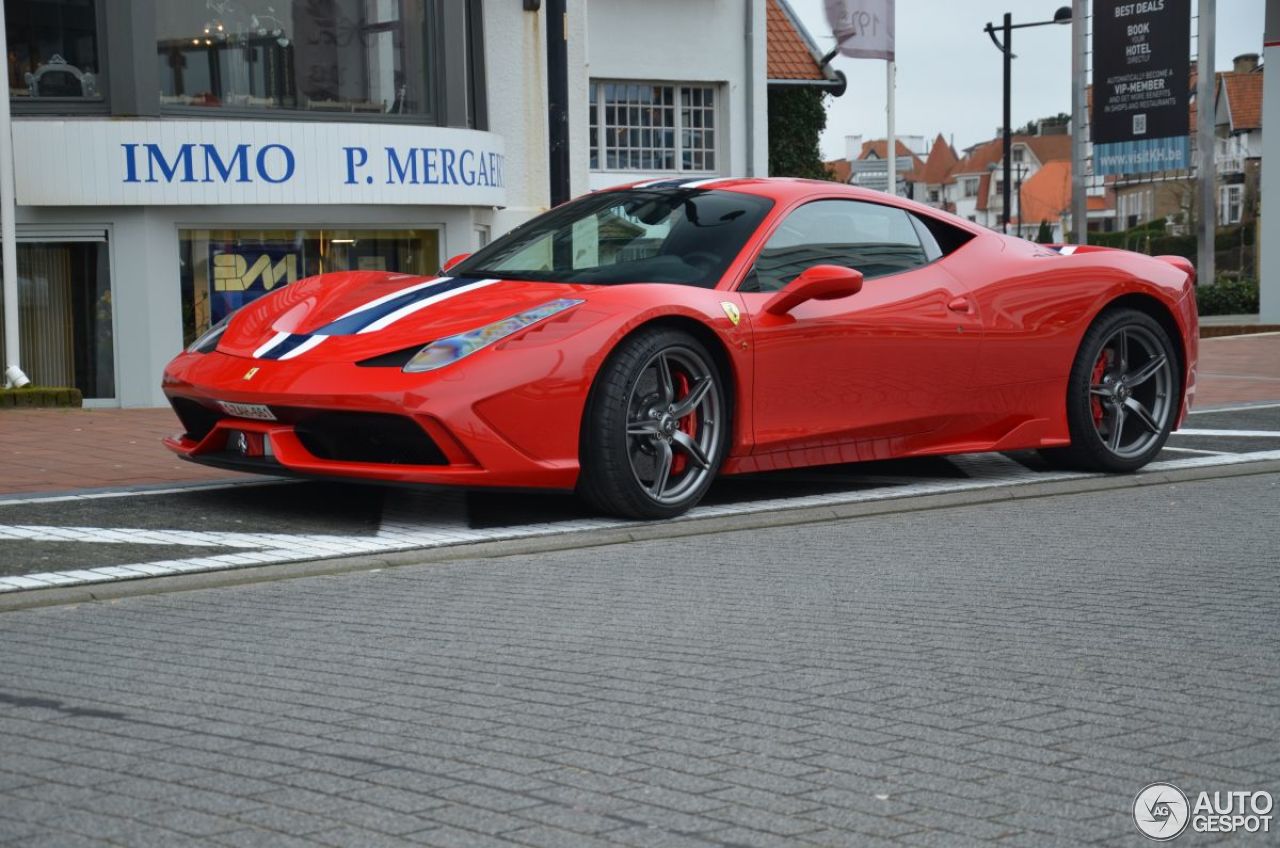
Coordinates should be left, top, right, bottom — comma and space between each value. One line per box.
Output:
601, 177, 989, 237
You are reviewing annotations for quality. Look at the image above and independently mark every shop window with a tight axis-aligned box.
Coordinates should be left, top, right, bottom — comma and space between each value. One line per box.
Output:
0, 240, 114, 399
178, 228, 439, 345
5, 0, 103, 101
589, 81, 719, 173
156, 0, 481, 123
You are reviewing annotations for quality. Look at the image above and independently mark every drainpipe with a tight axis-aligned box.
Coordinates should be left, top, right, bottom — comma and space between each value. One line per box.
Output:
745, 0, 756, 177
0, 5, 29, 388
546, 0, 570, 207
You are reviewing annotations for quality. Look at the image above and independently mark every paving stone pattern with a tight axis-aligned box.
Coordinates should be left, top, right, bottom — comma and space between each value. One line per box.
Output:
0, 473, 1277, 846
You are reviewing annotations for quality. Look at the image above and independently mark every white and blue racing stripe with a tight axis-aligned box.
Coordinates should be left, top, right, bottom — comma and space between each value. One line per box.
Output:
632, 177, 725, 189
252, 276, 499, 360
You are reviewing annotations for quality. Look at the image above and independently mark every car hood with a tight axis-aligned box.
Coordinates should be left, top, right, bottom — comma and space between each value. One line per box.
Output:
216, 272, 596, 362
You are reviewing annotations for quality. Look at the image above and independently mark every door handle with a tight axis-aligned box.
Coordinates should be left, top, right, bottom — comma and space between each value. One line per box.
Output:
947, 295, 973, 314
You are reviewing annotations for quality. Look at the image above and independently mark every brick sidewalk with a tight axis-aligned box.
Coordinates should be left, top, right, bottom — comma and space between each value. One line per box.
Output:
0, 408, 244, 495
1194, 331, 1280, 406
1, 333, 1276, 497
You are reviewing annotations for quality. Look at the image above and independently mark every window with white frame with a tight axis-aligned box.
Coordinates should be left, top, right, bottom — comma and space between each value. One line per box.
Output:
1218, 184, 1243, 226
962, 177, 979, 198
589, 81, 718, 173
1118, 188, 1152, 229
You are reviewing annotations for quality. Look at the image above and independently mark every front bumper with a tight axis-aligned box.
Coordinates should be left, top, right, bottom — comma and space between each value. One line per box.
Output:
161, 349, 585, 490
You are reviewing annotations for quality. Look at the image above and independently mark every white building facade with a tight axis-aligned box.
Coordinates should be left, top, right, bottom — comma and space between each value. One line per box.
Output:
1, 0, 768, 407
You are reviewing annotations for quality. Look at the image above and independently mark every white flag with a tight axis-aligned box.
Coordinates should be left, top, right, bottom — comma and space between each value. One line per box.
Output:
825, 0, 895, 61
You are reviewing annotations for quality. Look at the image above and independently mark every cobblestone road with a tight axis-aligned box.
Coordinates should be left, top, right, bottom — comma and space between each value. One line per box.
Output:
1, 474, 1277, 847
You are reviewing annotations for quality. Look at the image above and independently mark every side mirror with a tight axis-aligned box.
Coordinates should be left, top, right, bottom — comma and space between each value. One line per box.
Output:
763, 265, 863, 315
442, 252, 471, 273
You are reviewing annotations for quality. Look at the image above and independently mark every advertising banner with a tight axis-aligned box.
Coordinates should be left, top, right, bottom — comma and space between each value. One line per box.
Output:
824, 0, 895, 60
1093, 0, 1192, 175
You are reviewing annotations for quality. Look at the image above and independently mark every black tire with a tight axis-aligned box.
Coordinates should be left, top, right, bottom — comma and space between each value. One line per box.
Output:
1039, 307, 1179, 472
578, 328, 728, 519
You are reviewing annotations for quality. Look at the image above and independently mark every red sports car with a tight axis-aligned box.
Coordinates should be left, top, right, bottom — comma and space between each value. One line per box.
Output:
163, 178, 1197, 518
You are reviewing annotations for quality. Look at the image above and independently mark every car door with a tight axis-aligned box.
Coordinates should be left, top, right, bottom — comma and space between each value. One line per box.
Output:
740, 199, 983, 458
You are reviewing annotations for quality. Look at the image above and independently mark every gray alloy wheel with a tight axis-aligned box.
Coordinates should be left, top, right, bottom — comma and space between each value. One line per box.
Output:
1087, 324, 1175, 460
1040, 307, 1179, 473
624, 346, 723, 506
578, 328, 727, 519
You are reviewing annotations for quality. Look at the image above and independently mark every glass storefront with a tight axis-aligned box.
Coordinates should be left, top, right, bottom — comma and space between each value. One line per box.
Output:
0, 240, 114, 398
157, 0, 441, 118
179, 227, 440, 345
4, 0, 102, 100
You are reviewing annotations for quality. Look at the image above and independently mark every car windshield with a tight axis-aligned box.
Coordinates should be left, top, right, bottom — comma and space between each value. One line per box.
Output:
452, 188, 774, 287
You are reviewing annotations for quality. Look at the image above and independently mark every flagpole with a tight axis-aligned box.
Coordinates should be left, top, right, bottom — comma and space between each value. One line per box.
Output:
886, 60, 896, 195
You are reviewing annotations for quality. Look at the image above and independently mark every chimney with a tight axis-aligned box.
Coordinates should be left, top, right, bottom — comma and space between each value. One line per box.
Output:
845, 135, 863, 162
1233, 53, 1260, 74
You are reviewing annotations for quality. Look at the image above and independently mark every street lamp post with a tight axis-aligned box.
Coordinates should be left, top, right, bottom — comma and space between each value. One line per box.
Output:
983, 7, 1071, 235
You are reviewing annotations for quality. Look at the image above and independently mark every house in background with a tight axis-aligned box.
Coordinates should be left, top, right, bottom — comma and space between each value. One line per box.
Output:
908, 134, 959, 211
1109, 54, 1264, 234
824, 135, 926, 194
1215, 53, 1264, 227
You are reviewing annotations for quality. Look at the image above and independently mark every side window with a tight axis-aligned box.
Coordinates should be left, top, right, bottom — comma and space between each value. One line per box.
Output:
744, 200, 930, 293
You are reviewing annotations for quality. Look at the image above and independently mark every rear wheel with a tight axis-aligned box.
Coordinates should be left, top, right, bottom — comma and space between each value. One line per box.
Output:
579, 328, 727, 519
1040, 308, 1178, 472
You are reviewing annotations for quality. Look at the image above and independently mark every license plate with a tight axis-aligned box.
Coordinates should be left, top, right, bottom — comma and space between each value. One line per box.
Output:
217, 401, 277, 421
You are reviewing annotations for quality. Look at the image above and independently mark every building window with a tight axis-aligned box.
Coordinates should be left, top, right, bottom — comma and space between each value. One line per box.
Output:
156, 1, 478, 123
1118, 188, 1153, 229
962, 177, 979, 198
1011, 146, 1024, 163
1218, 184, 1243, 226
5, 0, 103, 101
179, 228, 440, 344
589, 81, 718, 173
0, 240, 114, 399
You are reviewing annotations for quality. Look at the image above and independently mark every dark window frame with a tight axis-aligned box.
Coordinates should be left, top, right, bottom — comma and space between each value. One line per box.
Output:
155, 0, 486, 129
7, 0, 111, 115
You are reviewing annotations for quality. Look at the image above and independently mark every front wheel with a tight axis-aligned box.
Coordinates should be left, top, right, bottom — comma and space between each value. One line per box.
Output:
1040, 307, 1179, 472
578, 328, 727, 519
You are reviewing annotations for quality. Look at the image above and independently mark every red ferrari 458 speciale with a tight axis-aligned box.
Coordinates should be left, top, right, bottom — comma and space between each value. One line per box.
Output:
163, 178, 1197, 518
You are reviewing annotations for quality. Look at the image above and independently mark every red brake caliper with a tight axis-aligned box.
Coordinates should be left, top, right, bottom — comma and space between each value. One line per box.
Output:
1089, 352, 1108, 426
671, 372, 697, 475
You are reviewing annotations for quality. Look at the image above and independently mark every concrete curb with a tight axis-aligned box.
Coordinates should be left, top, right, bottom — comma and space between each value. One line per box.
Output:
4, 457, 1278, 613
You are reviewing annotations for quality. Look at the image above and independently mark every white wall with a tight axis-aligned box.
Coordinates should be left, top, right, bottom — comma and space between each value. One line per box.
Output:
584, 0, 767, 191
1260, 38, 1279, 322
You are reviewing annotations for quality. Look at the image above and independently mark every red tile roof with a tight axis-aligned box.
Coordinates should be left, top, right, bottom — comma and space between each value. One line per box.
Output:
1220, 71, 1263, 131
952, 134, 1072, 177
975, 172, 992, 211
767, 0, 827, 81
1013, 160, 1072, 226
825, 158, 851, 183
916, 133, 959, 185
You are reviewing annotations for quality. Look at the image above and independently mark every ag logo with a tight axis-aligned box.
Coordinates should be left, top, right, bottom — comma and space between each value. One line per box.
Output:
720, 301, 741, 326
1134, 783, 1189, 840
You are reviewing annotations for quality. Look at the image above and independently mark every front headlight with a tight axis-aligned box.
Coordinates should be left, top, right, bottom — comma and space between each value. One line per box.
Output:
403, 298, 583, 373
187, 312, 233, 354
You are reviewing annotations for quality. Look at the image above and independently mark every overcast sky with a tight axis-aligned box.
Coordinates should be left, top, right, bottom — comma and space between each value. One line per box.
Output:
785, 0, 1267, 160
